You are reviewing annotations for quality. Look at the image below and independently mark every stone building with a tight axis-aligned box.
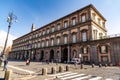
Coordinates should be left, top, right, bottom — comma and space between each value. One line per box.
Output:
9, 4, 120, 65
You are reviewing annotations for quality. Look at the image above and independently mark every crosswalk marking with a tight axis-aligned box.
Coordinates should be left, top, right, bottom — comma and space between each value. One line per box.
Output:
60, 74, 85, 80
58, 73, 78, 78
89, 76, 102, 80
49, 72, 72, 76
47, 72, 113, 80
72, 75, 92, 80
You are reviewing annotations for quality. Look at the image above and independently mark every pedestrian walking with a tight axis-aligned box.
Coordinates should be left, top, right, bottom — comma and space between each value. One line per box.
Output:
3, 59, 8, 71
26, 58, 30, 65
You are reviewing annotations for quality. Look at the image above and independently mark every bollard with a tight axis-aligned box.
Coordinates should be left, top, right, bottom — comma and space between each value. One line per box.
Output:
51, 67, 56, 74
59, 66, 64, 72
66, 65, 70, 71
4, 70, 12, 80
42, 68, 47, 75
92, 64, 95, 68
80, 64, 83, 69
99, 64, 102, 67
105, 64, 107, 67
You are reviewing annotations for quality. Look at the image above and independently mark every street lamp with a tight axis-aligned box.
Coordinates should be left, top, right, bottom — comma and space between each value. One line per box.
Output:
2, 12, 17, 60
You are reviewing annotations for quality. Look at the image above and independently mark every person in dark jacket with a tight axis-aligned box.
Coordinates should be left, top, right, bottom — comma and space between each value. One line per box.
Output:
3, 59, 8, 71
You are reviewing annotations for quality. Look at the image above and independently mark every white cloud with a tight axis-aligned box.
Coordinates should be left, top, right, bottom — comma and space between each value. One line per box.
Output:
0, 30, 17, 47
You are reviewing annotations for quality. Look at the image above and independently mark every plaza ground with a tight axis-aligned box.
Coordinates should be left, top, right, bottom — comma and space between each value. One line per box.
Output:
1, 60, 120, 80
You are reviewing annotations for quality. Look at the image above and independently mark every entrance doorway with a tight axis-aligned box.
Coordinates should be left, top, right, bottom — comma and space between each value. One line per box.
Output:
61, 48, 68, 63
40, 50, 44, 61
50, 49, 54, 62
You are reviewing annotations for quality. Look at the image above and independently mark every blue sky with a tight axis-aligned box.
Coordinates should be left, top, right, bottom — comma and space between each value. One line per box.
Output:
0, 0, 120, 38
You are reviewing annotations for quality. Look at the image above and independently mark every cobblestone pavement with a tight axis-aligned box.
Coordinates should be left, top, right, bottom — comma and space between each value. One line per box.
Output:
6, 60, 120, 80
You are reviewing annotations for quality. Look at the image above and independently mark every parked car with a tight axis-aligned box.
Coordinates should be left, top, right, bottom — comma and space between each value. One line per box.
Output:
70, 58, 80, 64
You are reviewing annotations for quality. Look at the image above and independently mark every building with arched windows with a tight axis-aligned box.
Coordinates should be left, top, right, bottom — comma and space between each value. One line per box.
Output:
9, 4, 120, 65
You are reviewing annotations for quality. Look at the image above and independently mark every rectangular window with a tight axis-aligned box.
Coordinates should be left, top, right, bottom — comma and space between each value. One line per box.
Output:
57, 24, 60, 30
72, 34, 76, 43
52, 27, 54, 32
82, 32, 87, 41
42, 42, 44, 47
39, 33, 41, 36
82, 15, 86, 22
98, 18, 101, 25
64, 21, 68, 28
43, 31, 45, 35
46, 41, 48, 47
51, 39, 54, 46
64, 36, 67, 44
47, 29, 49, 34
101, 46, 107, 53
72, 19, 76, 25
57, 38, 60, 45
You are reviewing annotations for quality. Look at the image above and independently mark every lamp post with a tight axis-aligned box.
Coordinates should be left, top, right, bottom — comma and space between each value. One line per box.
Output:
2, 12, 17, 60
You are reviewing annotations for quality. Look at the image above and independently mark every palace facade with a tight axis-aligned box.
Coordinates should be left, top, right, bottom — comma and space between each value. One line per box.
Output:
9, 4, 120, 65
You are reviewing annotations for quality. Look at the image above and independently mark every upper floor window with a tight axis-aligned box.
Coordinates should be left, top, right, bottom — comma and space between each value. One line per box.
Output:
81, 14, 86, 22
57, 37, 60, 45
102, 22, 105, 27
92, 13, 96, 20
100, 46, 108, 53
64, 36, 67, 44
39, 32, 41, 36
57, 24, 60, 30
52, 27, 55, 32
99, 33, 103, 39
38, 43, 40, 48
42, 41, 44, 47
47, 29, 49, 34
51, 39, 54, 46
72, 34, 76, 43
46, 40, 49, 47
98, 18, 101, 25
82, 32, 87, 41
64, 21, 68, 28
72, 18, 76, 25
43, 31, 45, 35
93, 30, 97, 40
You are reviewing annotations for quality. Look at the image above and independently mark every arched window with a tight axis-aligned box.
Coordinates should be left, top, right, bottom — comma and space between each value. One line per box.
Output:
72, 34, 76, 43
